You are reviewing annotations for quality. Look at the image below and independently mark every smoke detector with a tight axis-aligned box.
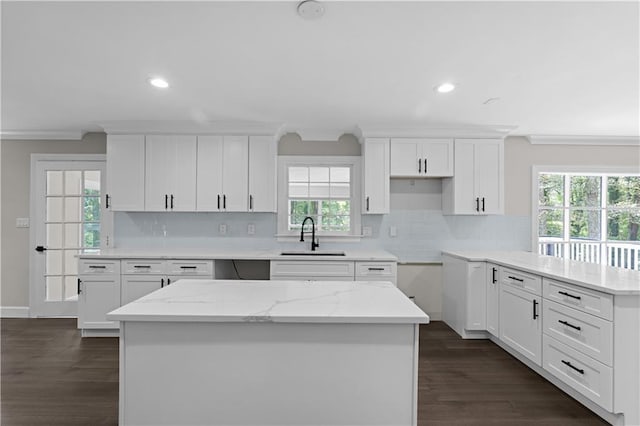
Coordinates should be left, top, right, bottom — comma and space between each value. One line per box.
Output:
297, 0, 325, 19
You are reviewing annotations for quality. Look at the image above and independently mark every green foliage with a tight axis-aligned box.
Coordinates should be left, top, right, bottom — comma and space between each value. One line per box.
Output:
289, 200, 350, 232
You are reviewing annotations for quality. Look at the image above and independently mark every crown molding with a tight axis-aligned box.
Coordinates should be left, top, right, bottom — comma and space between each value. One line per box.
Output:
527, 135, 640, 146
353, 124, 516, 143
0, 130, 84, 140
99, 120, 285, 137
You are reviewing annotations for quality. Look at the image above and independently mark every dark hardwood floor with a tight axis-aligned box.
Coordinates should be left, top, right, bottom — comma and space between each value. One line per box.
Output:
1, 319, 607, 425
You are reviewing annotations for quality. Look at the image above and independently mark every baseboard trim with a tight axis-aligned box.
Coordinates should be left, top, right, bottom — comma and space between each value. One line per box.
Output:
1, 306, 30, 318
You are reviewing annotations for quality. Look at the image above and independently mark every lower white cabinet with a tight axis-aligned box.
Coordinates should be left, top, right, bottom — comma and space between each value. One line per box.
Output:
121, 275, 166, 305
499, 283, 542, 366
78, 259, 121, 331
486, 263, 500, 337
442, 255, 487, 338
269, 260, 398, 285
355, 261, 397, 286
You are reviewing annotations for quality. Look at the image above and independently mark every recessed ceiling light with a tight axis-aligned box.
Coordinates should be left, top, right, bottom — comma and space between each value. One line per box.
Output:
149, 77, 169, 89
435, 82, 456, 93
297, 0, 325, 19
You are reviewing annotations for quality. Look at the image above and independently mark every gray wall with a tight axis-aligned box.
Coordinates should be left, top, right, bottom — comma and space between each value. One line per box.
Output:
0, 133, 106, 307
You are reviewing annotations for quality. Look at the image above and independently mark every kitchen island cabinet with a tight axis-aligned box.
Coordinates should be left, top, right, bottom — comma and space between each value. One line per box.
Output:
107, 279, 428, 426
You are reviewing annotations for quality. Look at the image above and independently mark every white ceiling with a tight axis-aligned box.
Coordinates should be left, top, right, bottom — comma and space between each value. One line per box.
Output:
2, 1, 639, 140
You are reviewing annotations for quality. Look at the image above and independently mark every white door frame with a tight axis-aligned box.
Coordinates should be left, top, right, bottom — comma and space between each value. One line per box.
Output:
29, 154, 111, 317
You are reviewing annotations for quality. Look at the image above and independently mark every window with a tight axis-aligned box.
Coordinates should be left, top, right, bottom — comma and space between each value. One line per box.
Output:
278, 156, 361, 238
535, 168, 640, 270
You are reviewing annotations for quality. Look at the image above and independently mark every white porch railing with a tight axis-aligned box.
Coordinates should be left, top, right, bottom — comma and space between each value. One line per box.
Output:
538, 240, 640, 271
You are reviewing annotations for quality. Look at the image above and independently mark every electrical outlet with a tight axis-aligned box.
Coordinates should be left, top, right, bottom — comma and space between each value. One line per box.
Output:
247, 223, 255, 235
389, 226, 397, 237
219, 224, 227, 235
16, 218, 30, 228
362, 226, 372, 237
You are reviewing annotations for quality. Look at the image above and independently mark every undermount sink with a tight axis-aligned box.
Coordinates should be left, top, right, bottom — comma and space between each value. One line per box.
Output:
279, 251, 346, 256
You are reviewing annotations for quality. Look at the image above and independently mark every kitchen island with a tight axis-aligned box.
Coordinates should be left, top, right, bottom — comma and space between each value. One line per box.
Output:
107, 279, 429, 426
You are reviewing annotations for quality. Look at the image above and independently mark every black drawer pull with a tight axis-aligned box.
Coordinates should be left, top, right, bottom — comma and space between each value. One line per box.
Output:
367, 267, 385, 271
508, 276, 524, 282
559, 291, 581, 300
558, 320, 581, 331
492, 267, 497, 284
180, 266, 197, 269
88, 265, 106, 269
561, 360, 585, 375
533, 299, 539, 319
133, 265, 151, 269
77, 278, 82, 294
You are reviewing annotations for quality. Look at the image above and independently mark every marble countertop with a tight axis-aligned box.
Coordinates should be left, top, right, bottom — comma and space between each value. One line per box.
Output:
442, 250, 640, 295
78, 248, 397, 262
106, 279, 429, 324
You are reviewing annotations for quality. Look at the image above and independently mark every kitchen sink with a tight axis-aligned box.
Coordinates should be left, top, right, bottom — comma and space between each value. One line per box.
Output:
279, 251, 346, 256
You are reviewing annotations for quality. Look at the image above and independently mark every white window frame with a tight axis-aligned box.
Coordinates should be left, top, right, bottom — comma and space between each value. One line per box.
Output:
277, 155, 361, 242
532, 165, 640, 269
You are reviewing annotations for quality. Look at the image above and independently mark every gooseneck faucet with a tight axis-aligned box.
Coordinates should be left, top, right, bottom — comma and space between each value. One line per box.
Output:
300, 216, 320, 251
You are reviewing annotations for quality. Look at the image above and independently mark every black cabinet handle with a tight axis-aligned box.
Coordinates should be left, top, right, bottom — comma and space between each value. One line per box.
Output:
492, 267, 497, 284
217, 194, 221, 209
558, 320, 581, 331
249, 195, 253, 210
89, 265, 106, 269
475, 197, 480, 212
418, 158, 421, 173
561, 360, 584, 375
533, 299, 539, 319
105, 194, 110, 209
133, 265, 151, 269
223, 195, 226, 209
508, 275, 524, 282
161, 278, 164, 288
366, 196, 370, 212
368, 267, 385, 271
559, 291, 581, 300
165, 194, 168, 209
170, 194, 174, 209
167, 278, 171, 285
77, 278, 82, 294
482, 197, 485, 212
424, 158, 427, 174
180, 266, 197, 269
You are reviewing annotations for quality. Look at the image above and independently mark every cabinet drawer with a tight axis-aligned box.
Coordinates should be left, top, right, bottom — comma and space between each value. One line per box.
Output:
501, 267, 542, 295
543, 334, 612, 411
270, 261, 355, 279
543, 278, 613, 321
355, 262, 396, 280
79, 259, 120, 275
166, 260, 213, 277
123, 260, 165, 274
543, 300, 613, 366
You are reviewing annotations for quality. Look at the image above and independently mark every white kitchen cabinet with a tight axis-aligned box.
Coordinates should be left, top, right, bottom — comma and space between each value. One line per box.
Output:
389, 138, 453, 177
121, 274, 165, 305
145, 135, 197, 211
248, 136, 277, 212
355, 261, 397, 286
442, 255, 487, 338
270, 260, 355, 281
197, 135, 249, 212
486, 263, 500, 337
500, 282, 542, 366
442, 138, 504, 215
77, 259, 121, 334
106, 135, 145, 211
362, 138, 390, 214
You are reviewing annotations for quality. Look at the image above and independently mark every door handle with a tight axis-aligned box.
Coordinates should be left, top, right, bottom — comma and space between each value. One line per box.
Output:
105, 194, 110, 209
77, 278, 82, 294
533, 299, 539, 319
492, 267, 497, 284
35, 246, 48, 252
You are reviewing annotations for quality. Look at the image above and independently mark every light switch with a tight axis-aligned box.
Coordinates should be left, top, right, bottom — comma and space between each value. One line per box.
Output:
219, 224, 227, 235
362, 226, 372, 237
389, 226, 397, 237
247, 223, 256, 235
16, 217, 30, 228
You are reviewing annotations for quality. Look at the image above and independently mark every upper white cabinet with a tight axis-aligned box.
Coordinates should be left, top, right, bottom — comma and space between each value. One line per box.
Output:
390, 138, 453, 177
106, 135, 146, 211
362, 138, 390, 214
197, 136, 249, 212
248, 136, 277, 212
145, 135, 197, 211
442, 138, 504, 215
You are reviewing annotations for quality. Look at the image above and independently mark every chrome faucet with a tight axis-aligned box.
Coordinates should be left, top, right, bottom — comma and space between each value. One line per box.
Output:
300, 216, 320, 251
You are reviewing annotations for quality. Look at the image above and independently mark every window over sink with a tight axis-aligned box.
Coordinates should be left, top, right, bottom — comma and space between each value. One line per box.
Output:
277, 156, 361, 239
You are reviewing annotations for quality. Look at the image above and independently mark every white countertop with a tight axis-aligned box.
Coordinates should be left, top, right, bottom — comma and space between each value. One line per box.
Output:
442, 250, 640, 295
106, 279, 429, 324
78, 248, 397, 262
